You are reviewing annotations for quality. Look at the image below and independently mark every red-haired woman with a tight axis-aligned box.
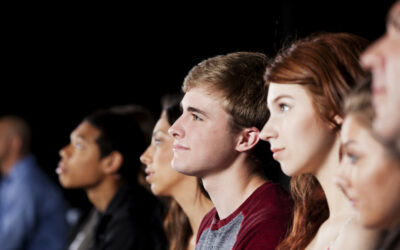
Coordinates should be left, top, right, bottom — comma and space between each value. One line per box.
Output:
260, 33, 383, 250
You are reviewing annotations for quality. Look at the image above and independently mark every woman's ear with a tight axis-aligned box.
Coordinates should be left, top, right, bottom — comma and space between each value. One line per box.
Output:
101, 151, 123, 175
235, 127, 260, 152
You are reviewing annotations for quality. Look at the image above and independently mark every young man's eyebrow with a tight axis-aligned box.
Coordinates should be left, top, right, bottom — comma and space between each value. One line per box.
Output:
187, 106, 209, 118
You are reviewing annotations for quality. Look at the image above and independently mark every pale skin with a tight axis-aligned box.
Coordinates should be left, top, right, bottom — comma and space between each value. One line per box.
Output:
335, 114, 400, 230
168, 87, 266, 220
260, 83, 381, 250
140, 111, 213, 250
58, 121, 124, 212
361, 1, 400, 141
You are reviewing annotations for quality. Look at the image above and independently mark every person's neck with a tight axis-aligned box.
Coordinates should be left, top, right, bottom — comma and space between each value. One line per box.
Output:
172, 177, 213, 240
0, 152, 23, 177
202, 154, 266, 220
86, 178, 123, 213
314, 138, 353, 220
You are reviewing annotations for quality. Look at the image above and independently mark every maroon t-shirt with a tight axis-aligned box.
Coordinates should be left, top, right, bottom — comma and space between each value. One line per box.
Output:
196, 182, 293, 250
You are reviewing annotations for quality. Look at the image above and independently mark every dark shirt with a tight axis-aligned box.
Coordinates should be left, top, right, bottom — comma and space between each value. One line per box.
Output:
89, 183, 166, 250
68, 208, 98, 250
379, 223, 400, 250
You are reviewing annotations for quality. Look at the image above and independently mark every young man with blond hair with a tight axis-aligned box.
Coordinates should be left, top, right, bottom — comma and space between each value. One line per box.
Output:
168, 52, 293, 250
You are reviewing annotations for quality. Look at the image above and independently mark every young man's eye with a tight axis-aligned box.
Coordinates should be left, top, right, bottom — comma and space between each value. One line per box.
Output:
191, 114, 202, 121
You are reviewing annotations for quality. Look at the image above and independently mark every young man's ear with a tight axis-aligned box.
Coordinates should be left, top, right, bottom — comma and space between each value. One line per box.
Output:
101, 151, 123, 175
235, 127, 260, 152
333, 115, 343, 125
330, 114, 344, 129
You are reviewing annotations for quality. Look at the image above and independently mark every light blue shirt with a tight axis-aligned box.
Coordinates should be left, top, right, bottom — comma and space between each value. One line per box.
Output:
0, 154, 68, 250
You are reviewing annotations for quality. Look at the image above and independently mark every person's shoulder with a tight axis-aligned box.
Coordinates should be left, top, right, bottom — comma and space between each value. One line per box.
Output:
234, 222, 284, 250
111, 185, 164, 226
240, 182, 293, 231
248, 182, 292, 210
124, 185, 164, 214
103, 191, 167, 250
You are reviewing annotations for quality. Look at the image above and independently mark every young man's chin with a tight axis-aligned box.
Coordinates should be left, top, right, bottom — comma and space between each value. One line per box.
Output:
171, 161, 197, 177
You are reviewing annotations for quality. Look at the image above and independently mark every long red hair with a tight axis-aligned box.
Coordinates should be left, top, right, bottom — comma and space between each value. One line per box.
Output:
265, 33, 369, 250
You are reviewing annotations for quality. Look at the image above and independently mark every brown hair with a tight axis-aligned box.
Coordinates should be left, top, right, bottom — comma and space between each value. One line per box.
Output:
183, 52, 269, 131
267, 33, 369, 250
183, 52, 271, 173
344, 78, 400, 160
343, 78, 374, 129
163, 199, 191, 250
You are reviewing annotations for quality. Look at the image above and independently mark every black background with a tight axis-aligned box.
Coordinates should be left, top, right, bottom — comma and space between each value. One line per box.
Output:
1, 1, 394, 209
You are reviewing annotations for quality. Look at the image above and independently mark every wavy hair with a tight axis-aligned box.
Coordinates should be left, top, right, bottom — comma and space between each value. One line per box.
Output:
266, 33, 369, 250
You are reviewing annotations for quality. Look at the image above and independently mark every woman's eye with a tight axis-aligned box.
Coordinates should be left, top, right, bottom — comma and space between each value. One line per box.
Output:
279, 104, 290, 112
345, 153, 359, 164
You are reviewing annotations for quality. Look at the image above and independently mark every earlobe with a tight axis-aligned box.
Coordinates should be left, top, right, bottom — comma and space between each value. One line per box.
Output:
102, 151, 123, 174
333, 115, 344, 125
235, 127, 261, 152
328, 114, 344, 129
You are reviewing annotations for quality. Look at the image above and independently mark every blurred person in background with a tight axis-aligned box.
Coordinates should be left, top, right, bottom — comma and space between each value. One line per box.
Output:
0, 115, 68, 250
335, 79, 399, 250
58, 107, 166, 250
361, 0, 400, 155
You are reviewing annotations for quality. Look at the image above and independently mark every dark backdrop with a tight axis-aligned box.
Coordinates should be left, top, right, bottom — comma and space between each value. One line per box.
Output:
1, 0, 394, 210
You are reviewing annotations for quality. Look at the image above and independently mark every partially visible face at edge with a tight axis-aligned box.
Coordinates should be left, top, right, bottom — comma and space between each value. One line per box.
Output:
336, 114, 400, 229
361, 1, 400, 141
